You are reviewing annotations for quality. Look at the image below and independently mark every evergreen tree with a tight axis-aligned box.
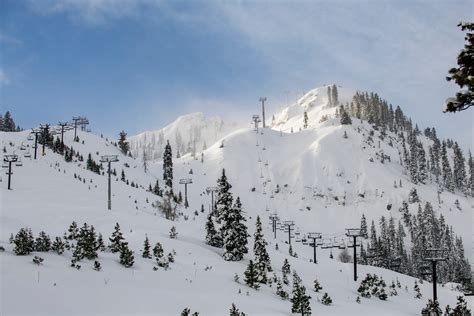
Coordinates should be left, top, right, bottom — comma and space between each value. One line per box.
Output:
244, 260, 260, 290
453, 142, 467, 192
97, 233, 106, 251
340, 106, 352, 125
118, 131, 129, 155
229, 303, 245, 316
360, 214, 368, 238
282, 258, 291, 285
313, 279, 322, 292
331, 84, 338, 106
51, 236, 65, 255
169, 226, 178, 239
421, 300, 442, 315
3, 111, 16, 132
291, 271, 303, 313
445, 22, 474, 112
253, 216, 271, 283
414, 280, 422, 298
327, 86, 332, 106
215, 169, 233, 223
142, 235, 151, 258
13, 228, 35, 255
303, 112, 309, 129
35, 231, 51, 252
276, 278, 289, 300
441, 141, 454, 192
417, 142, 428, 184
222, 197, 249, 261
205, 212, 223, 247
451, 296, 471, 315
468, 151, 473, 196
163, 140, 174, 190
321, 292, 332, 305
119, 242, 134, 267
109, 223, 124, 253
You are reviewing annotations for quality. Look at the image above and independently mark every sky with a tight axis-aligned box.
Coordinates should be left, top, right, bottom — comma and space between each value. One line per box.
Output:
0, 0, 472, 149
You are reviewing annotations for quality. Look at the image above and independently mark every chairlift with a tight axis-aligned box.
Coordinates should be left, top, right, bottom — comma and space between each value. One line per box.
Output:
321, 244, 331, 249
295, 231, 301, 236
301, 238, 308, 243
338, 245, 346, 250
15, 159, 23, 166
24, 152, 31, 158
302, 241, 309, 246
27, 135, 34, 141
20, 145, 26, 150
295, 238, 302, 243
2, 163, 9, 168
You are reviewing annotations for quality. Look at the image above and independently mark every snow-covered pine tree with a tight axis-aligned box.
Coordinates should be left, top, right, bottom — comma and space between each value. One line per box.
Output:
290, 271, 303, 313
118, 131, 129, 155
340, 106, 352, 125
417, 142, 428, 184
51, 236, 65, 254
205, 212, 223, 248
229, 303, 245, 316
441, 141, 454, 192
35, 231, 51, 252
451, 295, 471, 315
360, 214, 368, 238
414, 280, 422, 298
303, 111, 308, 129
244, 260, 260, 290
327, 86, 332, 107
215, 168, 233, 223
445, 22, 474, 112
282, 258, 291, 285
276, 278, 289, 300
169, 226, 178, 239
452, 142, 467, 192
222, 197, 249, 261
163, 140, 174, 190
119, 242, 134, 268
331, 84, 338, 105
321, 292, 332, 305
13, 228, 35, 255
253, 216, 271, 283
109, 223, 124, 253
313, 278, 322, 292
143, 235, 151, 258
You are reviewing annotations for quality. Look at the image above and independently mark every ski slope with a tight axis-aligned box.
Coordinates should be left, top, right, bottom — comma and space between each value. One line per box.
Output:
1, 85, 472, 315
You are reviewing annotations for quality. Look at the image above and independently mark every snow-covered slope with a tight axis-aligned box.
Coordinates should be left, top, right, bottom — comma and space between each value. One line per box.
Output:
129, 112, 241, 160
1, 85, 472, 315
270, 85, 356, 132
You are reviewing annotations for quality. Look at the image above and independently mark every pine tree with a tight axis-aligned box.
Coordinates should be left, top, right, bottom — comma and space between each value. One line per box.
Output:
3, 111, 16, 131
253, 216, 271, 283
66, 221, 79, 240
163, 140, 174, 190
303, 112, 308, 129
222, 197, 249, 261
118, 131, 129, 155
244, 260, 260, 290
109, 223, 124, 253
360, 214, 368, 238
169, 226, 178, 239
51, 236, 65, 254
468, 151, 473, 196
229, 303, 245, 316
414, 280, 422, 298
276, 278, 289, 300
215, 169, 233, 223
313, 279, 322, 292
451, 295, 471, 315
205, 212, 223, 248
282, 258, 291, 285
13, 228, 35, 255
445, 22, 474, 112
321, 292, 332, 305
441, 141, 454, 192
142, 235, 151, 258
327, 86, 332, 107
291, 271, 303, 313
453, 142, 467, 192
331, 84, 338, 106
97, 233, 106, 251
417, 142, 428, 184
421, 300, 442, 315
35, 231, 51, 252
340, 106, 352, 125
119, 242, 134, 267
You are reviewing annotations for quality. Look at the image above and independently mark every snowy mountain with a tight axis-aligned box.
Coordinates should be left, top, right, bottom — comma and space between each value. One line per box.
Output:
129, 112, 242, 160
1, 85, 473, 315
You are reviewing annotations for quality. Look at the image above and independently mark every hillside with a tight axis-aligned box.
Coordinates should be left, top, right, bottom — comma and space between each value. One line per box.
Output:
1, 85, 473, 315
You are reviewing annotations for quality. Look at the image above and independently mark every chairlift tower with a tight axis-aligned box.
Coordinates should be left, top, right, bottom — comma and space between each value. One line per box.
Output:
269, 213, 280, 239
3, 154, 19, 190
421, 248, 448, 302
283, 220, 295, 245
39, 124, 50, 156
100, 155, 119, 210
206, 186, 218, 213
179, 178, 193, 208
57, 122, 71, 148
259, 97, 267, 128
346, 228, 363, 281
307, 232, 322, 264
71, 117, 82, 141
30, 128, 42, 160
252, 115, 261, 133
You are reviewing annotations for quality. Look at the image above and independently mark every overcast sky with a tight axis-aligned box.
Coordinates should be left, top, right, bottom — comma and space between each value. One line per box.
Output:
1, 0, 472, 149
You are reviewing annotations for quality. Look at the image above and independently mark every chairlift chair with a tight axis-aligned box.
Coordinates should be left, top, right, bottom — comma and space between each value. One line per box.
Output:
27, 135, 34, 141
15, 158, 23, 166
24, 152, 31, 158
20, 145, 26, 150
